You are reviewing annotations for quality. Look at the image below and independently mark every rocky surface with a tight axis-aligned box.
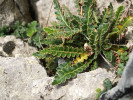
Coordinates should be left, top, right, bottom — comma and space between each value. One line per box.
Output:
0, 58, 115, 100
0, 36, 37, 57
32, 68, 115, 100
119, 93, 133, 100
0, 0, 32, 27
126, 26, 133, 48
0, 56, 47, 100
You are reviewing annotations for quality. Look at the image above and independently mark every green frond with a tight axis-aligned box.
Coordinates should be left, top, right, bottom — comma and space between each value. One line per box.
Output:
103, 50, 113, 62
44, 27, 81, 39
100, 8, 108, 24
40, 37, 62, 45
74, 0, 81, 14
98, 23, 109, 51
117, 17, 133, 35
100, 3, 114, 24
62, 5, 73, 17
43, 27, 58, 35
103, 39, 112, 50
114, 6, 123, 26
33, 46, 84, 59
89, 31, 98, 52
52, 56, 95, 85
26, 21, 37, 37
106, 28, 119, 39
106, 17, 132, 38
54, 0, 71, 29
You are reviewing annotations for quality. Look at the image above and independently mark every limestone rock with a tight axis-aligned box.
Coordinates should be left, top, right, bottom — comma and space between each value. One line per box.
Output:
0, 56, 47, 100
0, 0, 32, 28
0, 55, 115, 100
126, 26, 133, 48
32, 68, 115, 100
119, 93, 133, 100
0, 35, 37, 57
97, 0, 132, 12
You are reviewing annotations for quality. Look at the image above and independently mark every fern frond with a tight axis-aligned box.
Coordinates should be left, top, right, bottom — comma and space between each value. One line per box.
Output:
44, 27, 58, 35
103, 50, 113, 62
52, 53, 97, 85
33, 46, 84, 59
100, 3, 114, 24
62, 5, 73, 17
89, 31, 97, 52
117, 17, 133, 35
103, 39, 112, 50
45, 26, 81, 38
54, 0, 71, 29
74, 0, 81, 14
114, 6, 123, 26
100, 8, 108, 24
106, 17, 132, 39
98, 23, 109, 51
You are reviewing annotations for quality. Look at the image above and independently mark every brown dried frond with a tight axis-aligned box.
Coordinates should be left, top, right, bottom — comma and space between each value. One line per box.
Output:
113, 51, 121, 70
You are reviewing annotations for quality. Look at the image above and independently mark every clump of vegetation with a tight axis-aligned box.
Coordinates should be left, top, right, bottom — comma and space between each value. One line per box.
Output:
0, 21, 44, 48
33, 0, 132, 85
96, 78, 112, 99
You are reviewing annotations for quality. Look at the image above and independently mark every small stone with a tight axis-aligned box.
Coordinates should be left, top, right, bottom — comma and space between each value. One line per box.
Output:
3, 41, 15, 55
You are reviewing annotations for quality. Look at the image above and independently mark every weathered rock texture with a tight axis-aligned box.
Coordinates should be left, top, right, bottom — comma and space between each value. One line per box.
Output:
0, 56, 47, 100
0, 36, 37, 57
0, 0, 32, 28
32, 68, 115, 100
0, 58, 115, 100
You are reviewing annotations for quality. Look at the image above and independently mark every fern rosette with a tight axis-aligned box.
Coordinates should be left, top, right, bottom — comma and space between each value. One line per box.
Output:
34, 0, 133, 85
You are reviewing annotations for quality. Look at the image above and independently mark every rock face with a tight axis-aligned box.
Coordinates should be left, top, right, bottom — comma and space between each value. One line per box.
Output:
0, 56, 47, 100
0, 0, 32, 27
0, 36, 37, 57
32, 68, 115, 100
0, 56, 115, 100
126, 26, 133, 48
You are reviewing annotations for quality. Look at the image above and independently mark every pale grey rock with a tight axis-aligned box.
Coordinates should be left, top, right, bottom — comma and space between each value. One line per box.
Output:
0, 0, 32, 28
0, 0, 4, 5
97, 0, 132, 13
126, 26, 133, 48
99, 51, 133, 100
0, 56, 47, 100
119, 93, 133, 100
32, 68, 115, 100
0, 50, 115, 100
0, 35, 37, 57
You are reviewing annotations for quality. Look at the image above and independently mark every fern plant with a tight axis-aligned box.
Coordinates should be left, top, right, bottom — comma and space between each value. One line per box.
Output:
34, 0, 133, 85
